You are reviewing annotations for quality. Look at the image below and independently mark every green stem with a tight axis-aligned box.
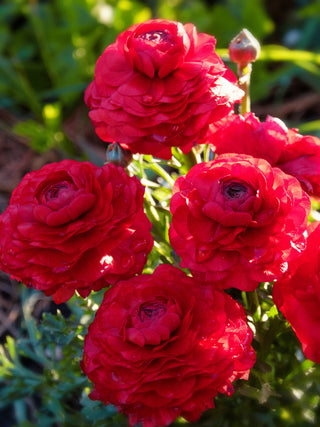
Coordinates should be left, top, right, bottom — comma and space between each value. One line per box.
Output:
203, 144, 212, 162
241, 291, 249, 310
237, 63, 252, 114
247, 289, 261, 321
258, 317, 287, 361
143, 197, 171, 249
149, 162, 175, 187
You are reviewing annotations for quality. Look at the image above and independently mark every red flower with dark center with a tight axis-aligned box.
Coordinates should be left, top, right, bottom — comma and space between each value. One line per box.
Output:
210, 112, 320, 197
85, 19, 243, 159
169, 153, 310, 290
81, 264, 255, 427
0, 160, 153, 303
273, 221, 320, 363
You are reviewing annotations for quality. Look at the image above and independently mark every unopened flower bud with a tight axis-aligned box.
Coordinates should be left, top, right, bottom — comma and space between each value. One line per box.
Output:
106, 142, 133, 168
229, 29, 260, 67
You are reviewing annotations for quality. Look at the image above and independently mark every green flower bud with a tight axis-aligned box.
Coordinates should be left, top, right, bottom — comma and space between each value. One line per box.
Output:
106, 142, 133, 168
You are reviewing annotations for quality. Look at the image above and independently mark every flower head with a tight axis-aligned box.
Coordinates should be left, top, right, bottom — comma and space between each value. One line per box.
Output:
273, 221, 320, 363
0, 160, 153, 303
85, 19, 243, 159
169, 153, 310, 290
210, 112, 320, 198
81, 264, 255, 427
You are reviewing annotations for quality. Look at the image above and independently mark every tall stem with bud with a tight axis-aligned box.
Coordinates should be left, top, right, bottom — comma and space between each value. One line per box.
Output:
229, 29, 261, 114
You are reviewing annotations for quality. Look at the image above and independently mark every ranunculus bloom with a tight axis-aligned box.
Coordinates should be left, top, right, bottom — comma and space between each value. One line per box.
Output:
273, 221, 320, 363
210, 112, 320, 197
85, 19, 243, 159
169, 154, 310, 291
81, 264, 255, 427
0, 160, 153, 303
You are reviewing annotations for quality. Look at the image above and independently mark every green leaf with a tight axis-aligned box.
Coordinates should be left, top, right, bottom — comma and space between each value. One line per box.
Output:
260, 45, 320, 65
80, 393, 119, 423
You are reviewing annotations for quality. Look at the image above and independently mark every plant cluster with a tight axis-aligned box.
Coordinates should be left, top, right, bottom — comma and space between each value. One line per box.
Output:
1, 10, 320, 427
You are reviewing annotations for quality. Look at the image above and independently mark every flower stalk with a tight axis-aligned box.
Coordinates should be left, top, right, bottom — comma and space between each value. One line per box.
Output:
238, 63, 252, 114
229, 28, 261, 114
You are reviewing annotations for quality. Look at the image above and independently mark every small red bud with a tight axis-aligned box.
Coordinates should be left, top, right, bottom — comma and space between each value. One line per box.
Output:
229, 29, 261, 67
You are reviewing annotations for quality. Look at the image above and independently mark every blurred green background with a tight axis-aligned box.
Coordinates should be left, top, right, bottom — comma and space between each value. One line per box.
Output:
1, 1, 320, 426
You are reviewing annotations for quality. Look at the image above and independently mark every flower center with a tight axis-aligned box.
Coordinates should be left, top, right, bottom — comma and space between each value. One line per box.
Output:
125, 298, 181, 347
44, 181, 71, 202
223, 182, 248, 199
139, 301, 166, 322
38, 178, 78, 209
138, 30, 171, 44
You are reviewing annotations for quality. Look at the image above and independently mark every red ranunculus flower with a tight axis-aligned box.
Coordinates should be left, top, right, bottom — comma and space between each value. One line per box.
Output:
210, 112, 320, 197
273, 221, 320, 363
85, 19, 243, 159
169, 154, 310, 291
0, 160, 153, 303
81, 264, 255, 427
